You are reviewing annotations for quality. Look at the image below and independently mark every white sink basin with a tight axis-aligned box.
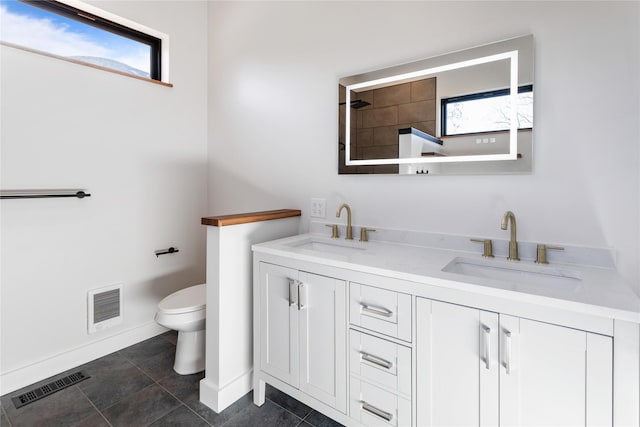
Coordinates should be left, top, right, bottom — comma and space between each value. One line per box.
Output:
442, 257, 582, 289
287, 238, 366, 255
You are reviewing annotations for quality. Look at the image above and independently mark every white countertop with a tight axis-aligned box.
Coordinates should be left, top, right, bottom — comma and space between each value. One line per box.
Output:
253, 230, 640, 323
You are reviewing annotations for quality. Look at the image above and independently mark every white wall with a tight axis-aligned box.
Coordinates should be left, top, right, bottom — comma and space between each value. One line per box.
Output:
207, 1, 640, 293
0, 1, 208, 392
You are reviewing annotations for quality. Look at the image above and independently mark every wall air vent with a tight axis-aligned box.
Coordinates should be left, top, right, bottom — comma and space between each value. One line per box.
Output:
88, 283, 123, 334
11, 371, 90, 409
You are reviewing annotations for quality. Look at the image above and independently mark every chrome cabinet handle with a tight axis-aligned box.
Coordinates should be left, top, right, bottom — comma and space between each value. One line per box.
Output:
362, 401, 393, 422
504, 329, 512, 375
360, 351, 393, 369
360, 302, 393, 318
482, 325, 491, 370
288, 279, 306, 310
288, 279, 297, 307
298, 283, 306, 310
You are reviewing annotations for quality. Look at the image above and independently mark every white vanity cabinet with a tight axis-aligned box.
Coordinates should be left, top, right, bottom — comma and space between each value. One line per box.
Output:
416, 298, 613, 426
253, 233, 638, 427
256, 262, 347, 413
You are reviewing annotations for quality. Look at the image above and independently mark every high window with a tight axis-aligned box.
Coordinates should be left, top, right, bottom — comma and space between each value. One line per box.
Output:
441, 85, 533, 136
0, 0, 162, 81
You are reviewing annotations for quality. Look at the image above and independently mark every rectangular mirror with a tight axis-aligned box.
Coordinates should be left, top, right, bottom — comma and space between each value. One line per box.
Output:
338, 35, 533, 175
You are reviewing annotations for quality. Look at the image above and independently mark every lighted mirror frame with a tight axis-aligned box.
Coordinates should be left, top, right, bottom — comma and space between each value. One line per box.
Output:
341, 35, 532, 168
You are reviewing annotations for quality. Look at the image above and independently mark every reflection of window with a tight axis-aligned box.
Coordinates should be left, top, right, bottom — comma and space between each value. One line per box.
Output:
441, 85, 533, 136
0, 0, 161, 80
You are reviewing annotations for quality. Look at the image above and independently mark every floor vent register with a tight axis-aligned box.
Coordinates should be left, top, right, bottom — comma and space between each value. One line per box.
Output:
11, 371, 90, 409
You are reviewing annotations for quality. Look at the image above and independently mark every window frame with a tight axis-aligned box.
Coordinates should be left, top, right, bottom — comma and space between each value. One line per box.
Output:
12, 0, 162, 81
440, 84, 533, 137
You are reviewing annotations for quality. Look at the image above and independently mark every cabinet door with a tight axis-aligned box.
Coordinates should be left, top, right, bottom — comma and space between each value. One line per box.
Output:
298, 272, 347, 413
259, 263, 299, 387
416, 298, 499, 426
500, 316, 613, 427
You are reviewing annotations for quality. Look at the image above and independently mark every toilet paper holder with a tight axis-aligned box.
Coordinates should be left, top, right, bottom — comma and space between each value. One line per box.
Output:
155, 247, 179, 257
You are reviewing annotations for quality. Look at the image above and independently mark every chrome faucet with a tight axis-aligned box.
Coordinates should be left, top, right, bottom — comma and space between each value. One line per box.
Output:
336, 203, 353, 240
501, 211, 519, 261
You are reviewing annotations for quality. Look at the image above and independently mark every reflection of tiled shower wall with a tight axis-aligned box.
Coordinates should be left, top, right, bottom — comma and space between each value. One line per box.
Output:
355, 77, 436, 159
339, 78, 436, 174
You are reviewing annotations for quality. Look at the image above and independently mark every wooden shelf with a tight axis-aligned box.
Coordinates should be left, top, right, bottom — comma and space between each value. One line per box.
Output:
202, 209, 301, 227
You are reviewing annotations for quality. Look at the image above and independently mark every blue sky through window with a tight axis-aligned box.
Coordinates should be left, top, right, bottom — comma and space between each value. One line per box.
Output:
0, 0, 151, 77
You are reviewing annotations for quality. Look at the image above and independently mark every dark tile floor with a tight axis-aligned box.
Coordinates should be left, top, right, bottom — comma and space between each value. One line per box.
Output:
1, 332, 343, 427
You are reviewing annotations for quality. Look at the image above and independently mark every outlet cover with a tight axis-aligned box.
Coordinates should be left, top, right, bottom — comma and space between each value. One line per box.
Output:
310, 198, 326, 218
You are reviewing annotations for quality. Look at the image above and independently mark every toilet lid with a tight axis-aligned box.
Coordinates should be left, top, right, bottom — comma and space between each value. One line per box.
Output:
158, 284, 206, 314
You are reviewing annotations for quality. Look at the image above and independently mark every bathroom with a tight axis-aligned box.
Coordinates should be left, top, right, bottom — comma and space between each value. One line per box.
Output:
1, 1, 639, 426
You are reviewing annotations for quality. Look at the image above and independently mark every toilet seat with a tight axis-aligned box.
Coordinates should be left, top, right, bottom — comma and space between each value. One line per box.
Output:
158, 284, 206, 314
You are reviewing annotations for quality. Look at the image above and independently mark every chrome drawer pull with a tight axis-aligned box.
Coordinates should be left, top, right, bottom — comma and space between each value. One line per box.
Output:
360, 302, 393, 318
360, 351, 393, 369
362, 401, 393, 422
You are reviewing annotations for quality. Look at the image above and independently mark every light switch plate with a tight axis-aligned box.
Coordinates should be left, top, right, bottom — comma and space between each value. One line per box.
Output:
310, 198, 326, 218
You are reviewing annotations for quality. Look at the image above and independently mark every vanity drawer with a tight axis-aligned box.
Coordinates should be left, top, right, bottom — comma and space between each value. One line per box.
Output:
350, 283, 411, 342
349, 329, 411, 396
350, 377, 411, 427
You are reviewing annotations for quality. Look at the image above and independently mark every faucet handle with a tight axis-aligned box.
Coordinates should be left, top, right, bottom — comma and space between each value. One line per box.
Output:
325, 224, 339, 239
535, 244, 564, 264
470, 238, 494, 258
359, 227, 376, 242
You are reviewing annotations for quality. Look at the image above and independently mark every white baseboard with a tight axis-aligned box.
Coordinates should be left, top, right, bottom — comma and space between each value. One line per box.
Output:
0, 321, 167, 395
199, 370, 253, 413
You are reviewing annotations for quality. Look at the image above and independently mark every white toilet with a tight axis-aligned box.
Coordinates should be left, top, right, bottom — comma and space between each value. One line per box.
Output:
155, 284, 206, 375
